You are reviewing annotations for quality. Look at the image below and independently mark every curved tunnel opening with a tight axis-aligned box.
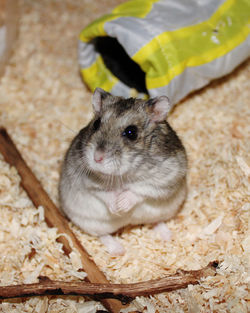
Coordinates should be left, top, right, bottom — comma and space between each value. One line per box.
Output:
93, 36, 148, 94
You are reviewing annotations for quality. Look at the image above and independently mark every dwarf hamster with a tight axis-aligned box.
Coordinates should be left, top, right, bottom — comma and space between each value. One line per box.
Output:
59, 88, 187, 237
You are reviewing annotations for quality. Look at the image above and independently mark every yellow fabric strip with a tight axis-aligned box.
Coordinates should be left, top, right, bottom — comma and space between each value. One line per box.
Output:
113, 0, 159, 18
133, 0, 250, 89
133, 0, 241, 63
80, 56, 118, 92
147, 25, 249, 89
79, 0, 159, 43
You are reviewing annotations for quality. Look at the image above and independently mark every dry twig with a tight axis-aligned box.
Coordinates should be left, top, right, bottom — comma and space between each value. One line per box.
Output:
0, 262, 217, 301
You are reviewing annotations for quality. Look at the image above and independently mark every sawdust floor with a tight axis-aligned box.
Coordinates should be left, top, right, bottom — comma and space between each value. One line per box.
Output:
0, 0, 249, 312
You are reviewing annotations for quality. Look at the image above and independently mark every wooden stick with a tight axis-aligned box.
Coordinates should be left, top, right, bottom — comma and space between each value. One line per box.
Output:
0, 127, 123, 313
0, 262, 217, 300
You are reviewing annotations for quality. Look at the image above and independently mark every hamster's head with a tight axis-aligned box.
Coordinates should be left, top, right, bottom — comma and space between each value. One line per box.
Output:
83, 88, 173, 177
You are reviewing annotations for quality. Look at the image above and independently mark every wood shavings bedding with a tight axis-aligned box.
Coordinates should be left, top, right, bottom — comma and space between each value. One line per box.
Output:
0, 0, 249, 312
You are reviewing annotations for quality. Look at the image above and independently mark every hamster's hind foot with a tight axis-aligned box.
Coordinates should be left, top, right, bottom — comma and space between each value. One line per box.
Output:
153, 222, 172, 241
100, 234, 125, 256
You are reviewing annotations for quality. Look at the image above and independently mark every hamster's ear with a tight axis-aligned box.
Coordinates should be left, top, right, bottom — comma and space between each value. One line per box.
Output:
147, 96, 171, 122
92, 88, 111, 113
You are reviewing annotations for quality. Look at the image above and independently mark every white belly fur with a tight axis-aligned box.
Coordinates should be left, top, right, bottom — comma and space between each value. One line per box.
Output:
61, 180, 186, 236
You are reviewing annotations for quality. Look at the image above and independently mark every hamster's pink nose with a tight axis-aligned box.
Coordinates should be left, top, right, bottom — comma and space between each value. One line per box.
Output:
94, 150, 104, 163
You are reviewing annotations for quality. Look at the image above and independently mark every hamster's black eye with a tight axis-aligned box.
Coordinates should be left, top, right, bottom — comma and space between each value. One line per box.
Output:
122, 125, 138, 141
93, 118, 101, 131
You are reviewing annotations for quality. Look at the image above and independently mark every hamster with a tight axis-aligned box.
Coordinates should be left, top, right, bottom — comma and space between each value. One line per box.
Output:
59, 88, 187, 254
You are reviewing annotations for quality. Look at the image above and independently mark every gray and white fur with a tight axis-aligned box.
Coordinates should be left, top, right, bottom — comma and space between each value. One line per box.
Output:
59, 88, 187, 239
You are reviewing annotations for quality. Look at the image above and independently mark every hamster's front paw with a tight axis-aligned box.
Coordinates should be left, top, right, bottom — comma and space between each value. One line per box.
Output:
107, 190, 142, 215
107, 191, 119, 214
116, 190, 141, 213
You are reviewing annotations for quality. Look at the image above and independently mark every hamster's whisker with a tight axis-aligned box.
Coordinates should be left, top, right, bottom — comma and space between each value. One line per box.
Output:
113, 158, 123, 188
75, 164, 87, 184
70, 168, 82, 188
109, 173, 115, 190
111, 173, 115, 188
79, 156, 91, 176
55, 119, 77, 134
70, 155, 93, 186
118, 170, 124, 189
